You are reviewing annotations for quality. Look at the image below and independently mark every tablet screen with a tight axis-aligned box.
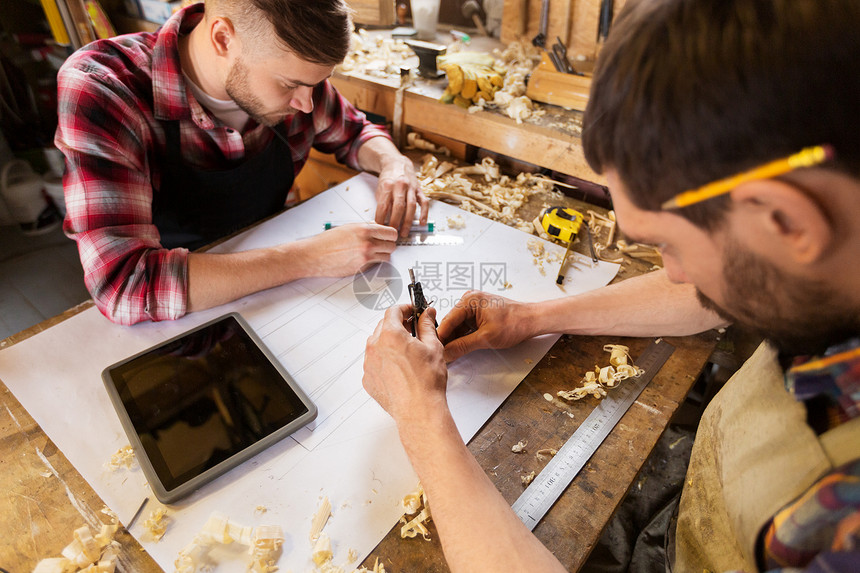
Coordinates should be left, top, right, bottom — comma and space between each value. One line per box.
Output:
104, 313, 315, 500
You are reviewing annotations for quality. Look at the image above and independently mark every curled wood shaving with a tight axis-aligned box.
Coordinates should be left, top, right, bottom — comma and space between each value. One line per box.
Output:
312, 532, 334, 566
406, 132, 451, 156
401, 509, 432, 541
105, 445, 136, 471
419, 155, 552, 231
557, 344, 645, 402
143, 507, 169, 542
174, 512, 283, 573
527, 238, 565, 275
402, 485, 425, 515
521, 471, 536, 486
614, 240, 663, 266
33, 523, 119, 573
468, 40, 546, 124
340, 28, 415, 80
309, 496, 332, 542
347, 548, 359, 563
511, 440, 527, 453
399, 484, 432, 541
446, 214, 466, 229
536, 448, 558, 461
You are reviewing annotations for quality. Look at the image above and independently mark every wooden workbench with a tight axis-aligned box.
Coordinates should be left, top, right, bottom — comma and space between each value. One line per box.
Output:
329, 30, 604, 187
0, 305, 717, 572
0, 186, 718, 571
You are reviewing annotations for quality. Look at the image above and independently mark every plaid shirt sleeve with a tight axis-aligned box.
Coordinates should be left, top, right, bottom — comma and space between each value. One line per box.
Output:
55, 47, 188, 326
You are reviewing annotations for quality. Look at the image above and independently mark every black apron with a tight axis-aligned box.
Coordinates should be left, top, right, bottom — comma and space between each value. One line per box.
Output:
153, 121, 294, 250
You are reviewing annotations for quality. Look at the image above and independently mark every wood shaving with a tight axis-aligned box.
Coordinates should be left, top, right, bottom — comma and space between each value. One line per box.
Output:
467, 40, 546, 124
527, 238, 565, 275
511, 440, 527, 453
557, 344, 645, 402
143, 507, 169, 542
521, 471, 536, 486
105, 445, 136, 471
339, 28, 415, 80
406, 132, 451, 156
33, 523, 119, 572
309, 496, 332, 542
536, 448, 558, 461
402, 485, 425, 515
312, 532, 334, 566
614, 240, 663, 266
174, 512, 283, 573
419, 155, 552, 231
399, 483, 432, 541
347, 548, 359, 563
446, 214, 466, 229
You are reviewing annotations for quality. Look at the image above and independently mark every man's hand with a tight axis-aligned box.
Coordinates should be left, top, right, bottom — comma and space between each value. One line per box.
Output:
363, 305, 447, 425
298, 223, 398, 277
374, 154, 428, 237
437, 291, 538, 363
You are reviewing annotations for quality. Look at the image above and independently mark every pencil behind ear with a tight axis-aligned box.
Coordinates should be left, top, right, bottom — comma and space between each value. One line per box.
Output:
730, 179, 833, 265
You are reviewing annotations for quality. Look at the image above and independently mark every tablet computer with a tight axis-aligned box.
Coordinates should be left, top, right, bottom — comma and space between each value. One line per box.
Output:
102, 312, 316, 503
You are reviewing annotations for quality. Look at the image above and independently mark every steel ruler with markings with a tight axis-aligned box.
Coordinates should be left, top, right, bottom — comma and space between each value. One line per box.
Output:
512, 338, 676, 530
396, 234, 463, 246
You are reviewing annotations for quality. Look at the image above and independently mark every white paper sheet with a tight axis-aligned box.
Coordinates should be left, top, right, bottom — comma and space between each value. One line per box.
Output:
0, 173, 618, 572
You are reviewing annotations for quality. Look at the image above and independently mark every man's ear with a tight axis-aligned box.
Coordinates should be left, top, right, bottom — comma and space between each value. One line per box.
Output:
730, 179, 833, 265
210, 17, 237, 58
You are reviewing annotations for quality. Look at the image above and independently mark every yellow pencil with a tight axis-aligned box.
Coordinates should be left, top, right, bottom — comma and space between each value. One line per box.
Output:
661, 144, 834, 210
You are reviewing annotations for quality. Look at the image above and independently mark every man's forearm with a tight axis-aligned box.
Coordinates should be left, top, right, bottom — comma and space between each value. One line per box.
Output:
397, 407, 567, 573
186, 241, 312, 312
355, 135, 407, 174
526, 269, 728, 338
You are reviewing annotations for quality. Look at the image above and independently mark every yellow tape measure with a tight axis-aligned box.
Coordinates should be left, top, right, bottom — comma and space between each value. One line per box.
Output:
540, 206, 584, 243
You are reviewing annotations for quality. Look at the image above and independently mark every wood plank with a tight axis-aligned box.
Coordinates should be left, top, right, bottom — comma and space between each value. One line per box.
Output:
403, 91, 604, 183
525, 52, 592, 111
331, 73, 399, 120
347, 0, 396, 26
502, 0, 630, 60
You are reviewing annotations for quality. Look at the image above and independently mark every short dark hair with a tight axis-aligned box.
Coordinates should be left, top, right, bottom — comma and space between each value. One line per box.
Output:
582, 0, 860, 229
214, 0, 353, 66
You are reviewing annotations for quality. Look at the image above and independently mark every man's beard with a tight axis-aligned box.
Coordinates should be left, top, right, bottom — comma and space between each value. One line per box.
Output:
225, 57, 295, 127
695, 238, 858, 356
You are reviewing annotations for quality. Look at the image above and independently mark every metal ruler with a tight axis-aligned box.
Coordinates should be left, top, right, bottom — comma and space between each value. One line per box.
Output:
396, 234, 463, 246
512, 338, 676, 530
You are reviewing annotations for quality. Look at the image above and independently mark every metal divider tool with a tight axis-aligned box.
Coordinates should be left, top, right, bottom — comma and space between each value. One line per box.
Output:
512, 338, 676, 530
323, 220, 463, 246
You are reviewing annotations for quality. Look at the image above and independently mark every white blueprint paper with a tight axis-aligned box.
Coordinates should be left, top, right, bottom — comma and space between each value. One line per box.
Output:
0, 173, 618, 571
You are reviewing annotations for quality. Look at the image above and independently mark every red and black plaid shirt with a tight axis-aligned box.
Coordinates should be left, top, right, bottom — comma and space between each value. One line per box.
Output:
55, 4, 389, 325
